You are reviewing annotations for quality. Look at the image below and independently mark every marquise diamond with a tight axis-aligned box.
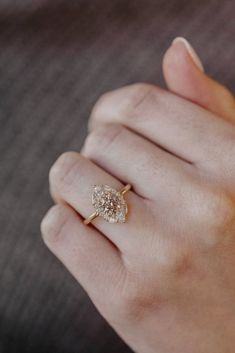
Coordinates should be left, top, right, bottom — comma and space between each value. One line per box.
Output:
92, 185, 128, 223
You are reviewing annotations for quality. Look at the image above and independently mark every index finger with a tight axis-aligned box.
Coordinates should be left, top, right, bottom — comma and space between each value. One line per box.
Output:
89, 83, 234, 165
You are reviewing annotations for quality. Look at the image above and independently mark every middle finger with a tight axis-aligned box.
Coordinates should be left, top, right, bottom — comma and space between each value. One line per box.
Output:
89, 83, 234, 165
82, 124, 192, 201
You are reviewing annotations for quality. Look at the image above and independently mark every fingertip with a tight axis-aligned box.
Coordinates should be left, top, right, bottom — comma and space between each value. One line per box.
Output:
163, 38, 203, 85
171, 37, 204, 72
163, 38, 235, 122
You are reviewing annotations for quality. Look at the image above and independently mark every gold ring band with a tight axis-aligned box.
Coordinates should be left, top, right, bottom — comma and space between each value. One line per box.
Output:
84, 184, 131, 225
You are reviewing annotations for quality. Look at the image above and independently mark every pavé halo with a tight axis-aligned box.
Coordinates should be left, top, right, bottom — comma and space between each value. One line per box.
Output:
84, 184, 131, 225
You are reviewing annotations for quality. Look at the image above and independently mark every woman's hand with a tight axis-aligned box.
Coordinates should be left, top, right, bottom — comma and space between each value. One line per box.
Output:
41, 38, 235, 353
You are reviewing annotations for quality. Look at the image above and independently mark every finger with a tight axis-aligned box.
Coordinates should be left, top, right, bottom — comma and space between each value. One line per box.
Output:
41, 204, 124, 314
49, 152, 149, 253
89, 83, 234, 165
82, 124, 192, 201
163, 37, 235, 122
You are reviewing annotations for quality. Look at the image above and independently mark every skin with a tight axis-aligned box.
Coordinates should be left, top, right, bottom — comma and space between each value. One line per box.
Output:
41, 39, 235, 353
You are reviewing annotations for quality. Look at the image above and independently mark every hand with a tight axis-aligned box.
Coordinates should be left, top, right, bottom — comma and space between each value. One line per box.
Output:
41, 38, 235, 353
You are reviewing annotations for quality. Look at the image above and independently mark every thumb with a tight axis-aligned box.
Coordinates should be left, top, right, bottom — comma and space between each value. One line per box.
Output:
163, 37, 235, 122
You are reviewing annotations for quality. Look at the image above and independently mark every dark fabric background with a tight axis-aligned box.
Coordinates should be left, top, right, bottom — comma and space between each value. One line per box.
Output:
0, 1, 234, 352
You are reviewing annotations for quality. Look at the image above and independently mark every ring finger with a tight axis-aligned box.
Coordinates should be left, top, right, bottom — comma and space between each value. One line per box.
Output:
49, 151, 150, 253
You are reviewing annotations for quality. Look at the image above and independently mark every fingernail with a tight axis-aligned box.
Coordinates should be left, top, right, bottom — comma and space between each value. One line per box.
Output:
172, 37, 204, 72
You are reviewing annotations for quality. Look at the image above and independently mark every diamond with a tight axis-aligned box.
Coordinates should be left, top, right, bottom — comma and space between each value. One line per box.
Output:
92, 185, 128, 223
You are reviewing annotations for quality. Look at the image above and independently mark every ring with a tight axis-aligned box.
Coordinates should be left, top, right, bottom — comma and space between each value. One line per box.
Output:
84, 184, 131, 225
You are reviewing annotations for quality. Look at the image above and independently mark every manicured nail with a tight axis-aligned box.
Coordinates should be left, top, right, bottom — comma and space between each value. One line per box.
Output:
172, 37, 204, 72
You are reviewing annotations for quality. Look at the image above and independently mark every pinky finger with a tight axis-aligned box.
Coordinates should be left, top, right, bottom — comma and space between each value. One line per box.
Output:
41, 204, 124, 313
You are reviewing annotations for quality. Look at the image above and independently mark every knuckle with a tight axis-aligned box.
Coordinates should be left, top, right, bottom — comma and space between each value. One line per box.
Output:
49, 151, 80, 189
41, 205, 69, 245
210, 191, 235, 230
194, 187, 235, 245
117, 290, 146, 322
113, 274, 159, 322
157, 241, 193, 276
89, 83, 162, 128
208, 131, 235, 174
220, 84, 235, 110
90, 92, 111, 120
122, 83, 158, 118
223, 132, 235, 173
83, 124, 124, 156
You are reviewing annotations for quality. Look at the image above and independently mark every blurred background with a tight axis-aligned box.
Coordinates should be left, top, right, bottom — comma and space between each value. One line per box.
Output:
0, 1, 234, 352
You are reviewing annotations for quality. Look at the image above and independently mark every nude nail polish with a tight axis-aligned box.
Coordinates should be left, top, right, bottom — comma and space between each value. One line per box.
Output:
172, 37, 204, 72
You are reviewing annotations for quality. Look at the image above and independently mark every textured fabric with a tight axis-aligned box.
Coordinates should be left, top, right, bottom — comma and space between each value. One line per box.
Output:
0, 1, 234, 352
